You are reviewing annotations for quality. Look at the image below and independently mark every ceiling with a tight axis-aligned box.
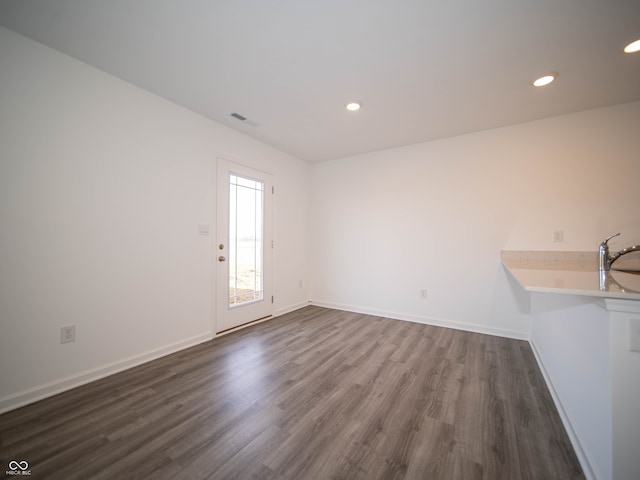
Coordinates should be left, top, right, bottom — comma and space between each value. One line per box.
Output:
1, 0, 639, 163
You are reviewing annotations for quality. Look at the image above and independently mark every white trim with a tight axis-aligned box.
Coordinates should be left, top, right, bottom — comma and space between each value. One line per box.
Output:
275, 301, 311, 318
529, 339, 600, 480
0, 331, 213, 415
309, 300, 529, 340
0, 302, 311, 414
211, 157, 217, 336
603, 298, 640, 314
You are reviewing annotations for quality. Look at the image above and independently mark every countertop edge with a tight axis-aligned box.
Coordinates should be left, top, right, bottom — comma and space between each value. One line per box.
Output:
501, 258, 640, 301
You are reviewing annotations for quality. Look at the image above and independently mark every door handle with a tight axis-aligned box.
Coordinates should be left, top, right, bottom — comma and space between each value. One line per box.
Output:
218, 256, 226, 262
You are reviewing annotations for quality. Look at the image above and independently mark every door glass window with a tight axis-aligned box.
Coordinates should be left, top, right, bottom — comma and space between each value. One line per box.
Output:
228, 174, 264, 307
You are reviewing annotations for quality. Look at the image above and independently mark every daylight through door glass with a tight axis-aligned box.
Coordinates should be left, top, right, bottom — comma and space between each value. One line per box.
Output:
229, 174, 264, 307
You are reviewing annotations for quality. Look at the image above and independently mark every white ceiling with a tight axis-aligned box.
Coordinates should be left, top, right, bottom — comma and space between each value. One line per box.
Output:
1, 0, 639, 162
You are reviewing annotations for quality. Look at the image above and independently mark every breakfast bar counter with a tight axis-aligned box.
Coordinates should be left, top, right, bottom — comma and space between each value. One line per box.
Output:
501, 251, 640, 300
501, 250, 640, 480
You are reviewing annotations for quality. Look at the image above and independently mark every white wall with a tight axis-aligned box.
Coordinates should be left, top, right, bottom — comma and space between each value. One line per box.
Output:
310, 101, 640, 337
2, 22, 639, 415
0, 27, 310, 411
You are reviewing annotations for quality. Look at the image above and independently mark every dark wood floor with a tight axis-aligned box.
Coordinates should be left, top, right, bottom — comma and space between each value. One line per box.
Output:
0, 306, 583, 479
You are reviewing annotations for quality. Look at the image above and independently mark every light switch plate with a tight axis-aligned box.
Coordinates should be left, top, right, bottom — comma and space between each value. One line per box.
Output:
198, 223, 210, 236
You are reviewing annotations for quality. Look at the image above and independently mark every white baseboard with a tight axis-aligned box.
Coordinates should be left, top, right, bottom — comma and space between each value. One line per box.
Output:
309, 300, 529, 340
0, 301, 527, 415
0, 303, 312, 414
528, 340, 600, 480
275, 301, 311, 317
0, 331, 213, 415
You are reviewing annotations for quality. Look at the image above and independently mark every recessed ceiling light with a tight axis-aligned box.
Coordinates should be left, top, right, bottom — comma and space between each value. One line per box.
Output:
623, 38, 640, 53
345, 102, 362, 112
531, 73, 558, 87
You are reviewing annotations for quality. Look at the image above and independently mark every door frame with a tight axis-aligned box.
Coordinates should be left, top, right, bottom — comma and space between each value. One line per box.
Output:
214, 157, 273, 334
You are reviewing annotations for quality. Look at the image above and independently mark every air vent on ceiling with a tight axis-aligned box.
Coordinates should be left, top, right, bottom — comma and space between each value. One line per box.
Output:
230, 112, 260, 127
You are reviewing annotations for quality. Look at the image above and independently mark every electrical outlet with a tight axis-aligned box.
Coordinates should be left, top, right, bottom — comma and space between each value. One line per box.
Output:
299, 280, 303, 288
420, 289, 428, 299
553, 230, 564, 243
60, 325, 76, 344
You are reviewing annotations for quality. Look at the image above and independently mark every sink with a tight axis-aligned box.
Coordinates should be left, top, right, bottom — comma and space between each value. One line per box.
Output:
611, 268, 640, 275
609, 270, 640, 294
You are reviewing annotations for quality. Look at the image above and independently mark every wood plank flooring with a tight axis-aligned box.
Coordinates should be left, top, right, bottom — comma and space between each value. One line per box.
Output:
0, 306, 584, 479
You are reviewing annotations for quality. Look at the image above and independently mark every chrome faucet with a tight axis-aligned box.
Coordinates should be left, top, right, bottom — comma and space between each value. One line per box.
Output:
598, 233, 640, 271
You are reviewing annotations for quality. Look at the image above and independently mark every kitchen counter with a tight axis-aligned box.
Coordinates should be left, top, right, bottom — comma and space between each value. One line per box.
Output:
501, 251, 640, 300
503, 251, 640, 480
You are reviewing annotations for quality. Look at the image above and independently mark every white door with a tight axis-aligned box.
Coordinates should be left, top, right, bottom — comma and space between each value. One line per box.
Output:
216, 158, 273, 333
